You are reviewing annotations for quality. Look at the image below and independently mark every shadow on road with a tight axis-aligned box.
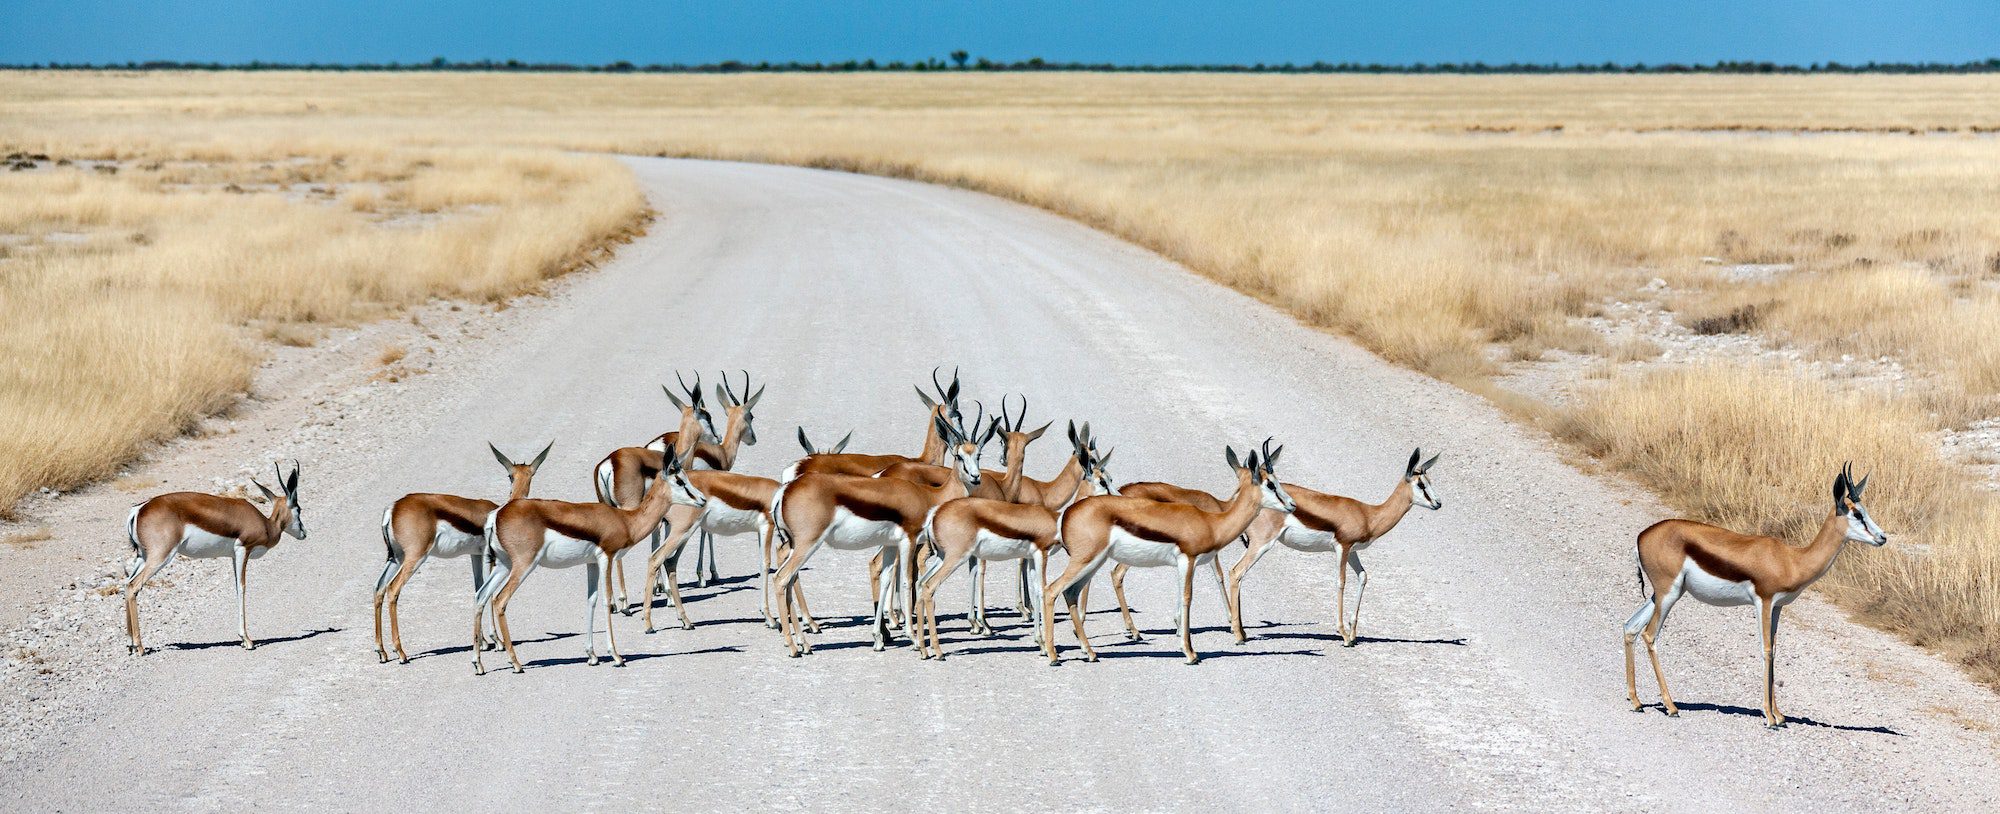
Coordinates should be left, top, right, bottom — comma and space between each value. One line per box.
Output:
168, 627, 341, 651
1258, 630, 1468, 646
525, 645, 742, 669
411, 630, 579, 661
1639, 702, 1903, 735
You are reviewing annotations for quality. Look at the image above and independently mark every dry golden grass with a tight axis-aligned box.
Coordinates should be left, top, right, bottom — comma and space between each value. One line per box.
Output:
0, 120, 648, 510
6, 71, 2000, 679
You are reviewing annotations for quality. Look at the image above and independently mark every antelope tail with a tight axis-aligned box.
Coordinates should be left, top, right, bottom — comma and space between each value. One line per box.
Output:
770, 482, 792, 547
123, 505, 143, 579
593, 457, 619, 507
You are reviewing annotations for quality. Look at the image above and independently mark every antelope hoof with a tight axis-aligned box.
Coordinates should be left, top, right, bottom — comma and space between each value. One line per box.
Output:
1663, 708, 1681, 719
242, 640, 256, 651
474, 664, 486, 676
510, 664, 524, 674
679, 620, 694, 631
1126, 633, 1144, 643
1186, 656, 1202, 666
587, 654, 599, 666
376, 649, 389, 663
397, 655, 411, 665
612, 656, 625, 668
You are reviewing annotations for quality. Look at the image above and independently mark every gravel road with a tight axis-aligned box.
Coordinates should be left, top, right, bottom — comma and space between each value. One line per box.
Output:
1, 158, 1996, 812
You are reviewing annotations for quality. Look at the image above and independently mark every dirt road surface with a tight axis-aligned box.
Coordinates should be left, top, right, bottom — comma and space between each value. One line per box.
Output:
1, 158, 1996, 812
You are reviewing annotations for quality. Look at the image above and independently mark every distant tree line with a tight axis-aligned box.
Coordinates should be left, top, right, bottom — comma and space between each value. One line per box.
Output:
11, 56, 2000, 74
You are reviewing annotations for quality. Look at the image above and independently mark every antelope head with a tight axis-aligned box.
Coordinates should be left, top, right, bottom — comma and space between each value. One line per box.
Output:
663, 371, 720, 445
489, 440, 552, 494
1834, 462, 1888, 546
660, 448, 709, 509
1404, 448, 1443, 510
1072, 422, 1116, 496
914, 365, 964, 434
1226, 439, 1295, 513
251, 461, 306, 540
992, 394, 1052, 479
714, 368, 767, 450
935, 401, 995, 488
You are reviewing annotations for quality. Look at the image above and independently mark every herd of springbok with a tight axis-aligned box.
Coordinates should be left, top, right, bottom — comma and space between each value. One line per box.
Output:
118, 368, 1889, 729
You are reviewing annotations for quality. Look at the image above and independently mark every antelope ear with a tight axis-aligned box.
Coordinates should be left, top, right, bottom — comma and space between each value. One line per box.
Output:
1419, 452, 1440, 474
915, 386, 937, 409
285, 463, 300, 496
745, 384, 766, 411
1851, 471, 1869, 500
662, 384, 686, 411
715, 383, 732, 407
1067, 420, 1079, 447
934, 414, 958, 445
1407, 448, 1422, 477
797, 426, 814, 454
946, 377, 960, 402
832, 431, 853, 454
1268, 444, 1284, 466
1245, 451, 1262, 480
1098, 447, 1114, 466
1225, 447, 1241, 470
530, 440, 554, 472
1026, 421, 1052, 442
1832, 470, 1850, 514
489, 442, 514, 469
251, 478, 277, 502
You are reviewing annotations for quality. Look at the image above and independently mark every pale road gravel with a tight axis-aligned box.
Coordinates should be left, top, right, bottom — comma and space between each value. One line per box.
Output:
1, 158, 1997, 812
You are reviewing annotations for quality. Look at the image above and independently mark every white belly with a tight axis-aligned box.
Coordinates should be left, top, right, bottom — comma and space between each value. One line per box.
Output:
1679, 559, 1758, 607
972, 529, 1033, 561
1107, 527, 1182, 568
177, 525, 245, 559
703, 503, 763, 537
536, 531, 601, 569
822, 507, 907, 551
1277, 516, 1339, 552
431, 522, 485, 559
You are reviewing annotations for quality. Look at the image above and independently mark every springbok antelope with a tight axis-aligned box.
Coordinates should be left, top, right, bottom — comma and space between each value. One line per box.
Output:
473, 451, 708, 675
1623, 463, 1888, 728
634, 468, 821, 636
122, 462, 306, 655
597, 371, 762, 599
1225, 448, 1442, 646
913, 422, 1114, 658
780, 367, 963, 481
1041, 441, 1293, 665
1102, 480, 1235, 642
664, 371, 764, 585
372, 441, 550, 663
592, 374, 718, 608
769, 414, 990, 656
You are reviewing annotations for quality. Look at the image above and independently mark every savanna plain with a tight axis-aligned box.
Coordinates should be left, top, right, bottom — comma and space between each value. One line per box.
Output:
2, 71, 1999, 687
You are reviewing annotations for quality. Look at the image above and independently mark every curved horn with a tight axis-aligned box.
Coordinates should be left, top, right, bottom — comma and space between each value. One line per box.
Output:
1013, 394, 1028, 433
930, 366, 950, 401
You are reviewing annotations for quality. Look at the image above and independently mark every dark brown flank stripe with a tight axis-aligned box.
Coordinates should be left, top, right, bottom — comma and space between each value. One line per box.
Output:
979, 510, 1048, 542
543, 514, 605, 543
1111, 516, 1181, 544
703, 477, 770, 512
1683, 544, 1758, 584
837, 493, 911, 524
438, 510, 486, 536
1289, 501, 1345, 534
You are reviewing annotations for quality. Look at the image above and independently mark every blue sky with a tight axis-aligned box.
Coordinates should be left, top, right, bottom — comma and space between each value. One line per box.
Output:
4, 2, 1996, 66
